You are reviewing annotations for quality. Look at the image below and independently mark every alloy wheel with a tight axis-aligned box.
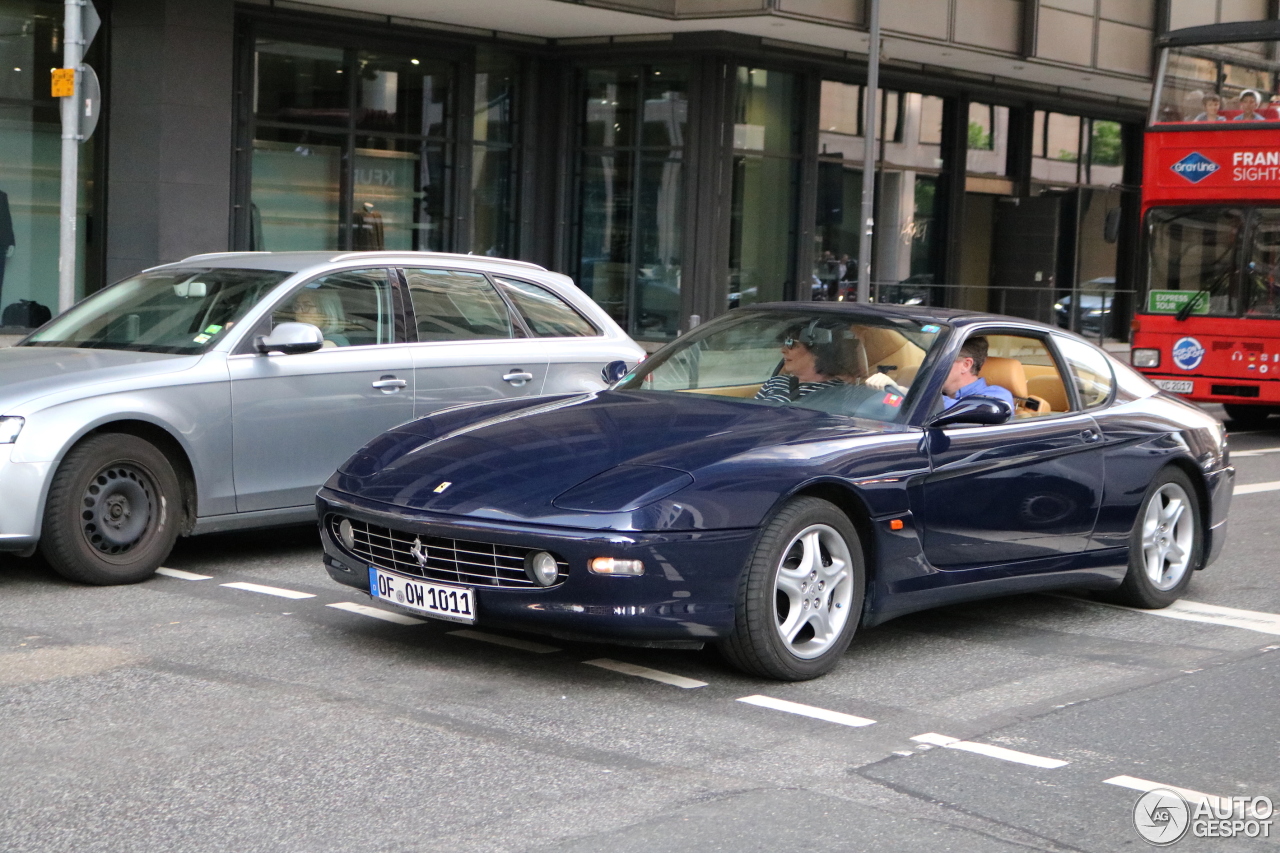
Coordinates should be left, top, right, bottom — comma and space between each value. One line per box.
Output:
772, 523, 854, 659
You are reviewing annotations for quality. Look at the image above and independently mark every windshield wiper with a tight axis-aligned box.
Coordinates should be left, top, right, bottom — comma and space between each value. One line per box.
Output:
1175, 268, 1232, 321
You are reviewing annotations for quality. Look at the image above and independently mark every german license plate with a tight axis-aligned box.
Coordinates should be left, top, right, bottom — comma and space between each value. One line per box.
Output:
1153, 379, 1194, 393
368, 567, 475, 624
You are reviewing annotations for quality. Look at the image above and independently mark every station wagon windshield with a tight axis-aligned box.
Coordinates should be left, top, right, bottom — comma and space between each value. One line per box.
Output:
618, 309, 946, 424
23, 268, 292, 354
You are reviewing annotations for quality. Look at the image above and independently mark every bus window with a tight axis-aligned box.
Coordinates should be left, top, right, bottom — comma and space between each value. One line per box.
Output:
1147, 208, 1243, 316
1245, 210, 1280, 317
1151, 44, 1280, 125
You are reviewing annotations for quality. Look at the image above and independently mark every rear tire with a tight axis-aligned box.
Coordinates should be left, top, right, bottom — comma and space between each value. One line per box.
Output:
1098, 467, 1201, 609
1223, 404, 1275, 430
40, 434, 180, 585
718, 497, 865, 681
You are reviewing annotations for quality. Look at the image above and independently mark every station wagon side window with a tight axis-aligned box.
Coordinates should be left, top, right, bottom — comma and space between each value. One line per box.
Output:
1053, 335, 1115, 409
403, 269, 514, 341
493, 276, 600, 337
272, 268, 394, 348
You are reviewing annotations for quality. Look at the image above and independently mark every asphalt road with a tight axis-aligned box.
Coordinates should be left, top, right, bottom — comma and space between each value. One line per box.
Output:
3, 406, 1280, 853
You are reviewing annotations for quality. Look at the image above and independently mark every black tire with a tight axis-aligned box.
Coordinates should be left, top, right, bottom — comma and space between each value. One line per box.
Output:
718, 497, 865, 681
1098, 467, 1201, 609
1223, 404, 1275, 430
40, 434, 181, 585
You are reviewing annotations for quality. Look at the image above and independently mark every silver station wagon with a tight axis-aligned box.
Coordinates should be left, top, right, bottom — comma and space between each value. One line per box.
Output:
0, 251, 643, 585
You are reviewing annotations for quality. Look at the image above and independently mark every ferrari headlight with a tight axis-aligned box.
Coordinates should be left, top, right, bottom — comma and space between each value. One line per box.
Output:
1131, 348, 1160, 368
0, 417, 24, 444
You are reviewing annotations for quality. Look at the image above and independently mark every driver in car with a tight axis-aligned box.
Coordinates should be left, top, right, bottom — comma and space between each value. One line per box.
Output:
941, 336, 1014, 412
755, 322, 850, 403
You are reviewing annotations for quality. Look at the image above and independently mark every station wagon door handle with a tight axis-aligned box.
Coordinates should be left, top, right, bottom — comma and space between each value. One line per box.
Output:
503, 370, 535, 385
371, 375, 407, 393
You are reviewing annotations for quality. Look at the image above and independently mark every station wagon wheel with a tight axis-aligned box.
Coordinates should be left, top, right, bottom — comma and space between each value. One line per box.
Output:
719, 497, 865, 681
1099, 467, 1201, 609
40, 434, 181, 586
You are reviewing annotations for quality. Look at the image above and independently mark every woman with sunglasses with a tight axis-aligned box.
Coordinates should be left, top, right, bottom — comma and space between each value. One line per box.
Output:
755, 324, 854, 403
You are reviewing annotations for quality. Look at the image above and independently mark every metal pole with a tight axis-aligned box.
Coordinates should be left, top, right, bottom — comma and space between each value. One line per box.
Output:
57, 0, 84, 313
856, 0, 880, 304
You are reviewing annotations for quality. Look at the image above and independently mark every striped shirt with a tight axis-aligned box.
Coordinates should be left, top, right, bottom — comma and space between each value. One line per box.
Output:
755, 375, 845, 404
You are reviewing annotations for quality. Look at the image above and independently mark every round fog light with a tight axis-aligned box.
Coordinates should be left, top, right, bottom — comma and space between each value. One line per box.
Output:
338, 518, 356, 551
525, 551, 560, 587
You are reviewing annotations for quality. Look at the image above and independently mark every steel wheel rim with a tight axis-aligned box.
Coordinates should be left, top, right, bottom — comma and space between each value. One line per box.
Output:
1141, 483, 1194, 591
771, 523, 854, 660
80, 463, 156, 557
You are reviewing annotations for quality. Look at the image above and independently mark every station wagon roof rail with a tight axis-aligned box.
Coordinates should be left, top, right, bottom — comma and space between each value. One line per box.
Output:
169, 251, 548, 274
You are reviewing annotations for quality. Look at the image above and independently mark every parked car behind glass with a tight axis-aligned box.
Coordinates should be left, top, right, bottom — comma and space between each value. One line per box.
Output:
0, 251, 643, 585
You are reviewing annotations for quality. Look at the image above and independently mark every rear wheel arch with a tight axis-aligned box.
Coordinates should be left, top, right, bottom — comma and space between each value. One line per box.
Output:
1162, 456, 1211, 568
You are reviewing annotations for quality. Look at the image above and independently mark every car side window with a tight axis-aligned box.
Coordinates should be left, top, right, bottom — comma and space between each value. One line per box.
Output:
272, 268, 393, 348
493, 276, 600, 337
404, 269, 514, 341
961, 333, 1076, 418
1053, 335, 1115, 409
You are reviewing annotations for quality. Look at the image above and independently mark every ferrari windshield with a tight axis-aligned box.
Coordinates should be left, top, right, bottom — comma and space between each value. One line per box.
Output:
23, 268, 291, 354
617, 309, 946, 424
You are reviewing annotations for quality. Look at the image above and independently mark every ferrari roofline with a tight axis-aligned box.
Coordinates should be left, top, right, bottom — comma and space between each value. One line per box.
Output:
741, 301, 1068, 333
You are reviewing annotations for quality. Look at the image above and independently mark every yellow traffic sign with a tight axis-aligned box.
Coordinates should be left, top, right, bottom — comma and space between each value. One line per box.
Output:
51, 68, 75, 98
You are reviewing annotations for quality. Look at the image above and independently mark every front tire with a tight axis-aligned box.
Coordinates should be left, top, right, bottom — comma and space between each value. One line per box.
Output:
1223, 404, 1275, 430
718, 497, 865, 681
1099, 467, 1201, 609
40, 434, 181, 585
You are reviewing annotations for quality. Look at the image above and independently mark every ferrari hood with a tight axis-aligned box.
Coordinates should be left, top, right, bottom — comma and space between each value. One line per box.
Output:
327, 390, 880, 524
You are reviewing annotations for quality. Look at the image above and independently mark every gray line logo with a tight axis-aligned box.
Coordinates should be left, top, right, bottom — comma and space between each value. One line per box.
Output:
1134, 788, 1191, 846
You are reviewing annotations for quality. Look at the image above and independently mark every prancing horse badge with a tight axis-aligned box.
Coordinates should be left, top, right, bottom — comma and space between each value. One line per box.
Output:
433, 481, 452, 493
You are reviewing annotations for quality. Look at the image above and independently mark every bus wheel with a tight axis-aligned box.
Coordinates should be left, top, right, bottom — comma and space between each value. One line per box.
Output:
1223, 404, 1275, 430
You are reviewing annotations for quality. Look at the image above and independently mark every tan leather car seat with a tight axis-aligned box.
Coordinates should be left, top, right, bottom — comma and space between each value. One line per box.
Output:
1026, 372, 1070, 413
979, 357, 1053, 417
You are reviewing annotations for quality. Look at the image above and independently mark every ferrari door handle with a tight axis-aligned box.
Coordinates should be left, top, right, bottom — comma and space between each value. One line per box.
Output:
503, 370, 535, 384
1082, 428, 1101, 443
372, 375, 407, 392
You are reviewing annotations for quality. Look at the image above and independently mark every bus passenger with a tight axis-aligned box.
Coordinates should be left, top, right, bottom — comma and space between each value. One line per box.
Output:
1193, 92, 1225, 122
1234, 89, 1263, 121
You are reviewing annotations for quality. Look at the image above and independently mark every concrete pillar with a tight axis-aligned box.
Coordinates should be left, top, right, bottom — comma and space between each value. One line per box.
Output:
106, 0, 234, 283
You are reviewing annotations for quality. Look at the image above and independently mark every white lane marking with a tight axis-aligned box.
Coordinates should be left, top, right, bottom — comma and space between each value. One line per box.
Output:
1234, 480, 1280, 495
737, 695, 875, 727
448, 629, 560, 654
155, 567, 211, 580
220, 581, 316, 600
911, 733, 1068, 769
1087, 598, 1280, 636
326, 602, 424, 625
583, 658, 707, 689
1105, 775, 1239, 815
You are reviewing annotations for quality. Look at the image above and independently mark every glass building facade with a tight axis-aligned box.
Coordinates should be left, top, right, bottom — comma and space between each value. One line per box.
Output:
1, 0, 1201, 348
0, 0, 99, 330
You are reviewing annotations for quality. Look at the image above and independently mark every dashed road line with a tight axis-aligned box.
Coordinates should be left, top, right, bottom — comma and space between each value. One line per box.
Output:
1105, 775, 1233, 814
911, 733, 1068, 769
583, 658, 707, 688
1087, 598, 1280, 636
220, 581, 316, 600
449, 629, 560, 654
326, 601, 425, 625
1234, 480, 1280, 495
737, 694, 875, 727
155, 567, 211, 580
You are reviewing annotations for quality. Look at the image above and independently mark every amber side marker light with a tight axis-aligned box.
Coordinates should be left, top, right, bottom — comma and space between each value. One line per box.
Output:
889, 519, 904, 531
589, 557, 645, 576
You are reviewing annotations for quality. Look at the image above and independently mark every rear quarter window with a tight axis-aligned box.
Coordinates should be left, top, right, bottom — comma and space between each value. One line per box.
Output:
495, 276, 599, 337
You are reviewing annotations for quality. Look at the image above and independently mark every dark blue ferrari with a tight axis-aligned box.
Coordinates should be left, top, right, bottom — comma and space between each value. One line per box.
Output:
317, 304, 1234, 681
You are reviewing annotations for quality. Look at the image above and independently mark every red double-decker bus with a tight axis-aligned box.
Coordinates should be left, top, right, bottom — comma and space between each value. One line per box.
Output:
1132, 21, 1280, 428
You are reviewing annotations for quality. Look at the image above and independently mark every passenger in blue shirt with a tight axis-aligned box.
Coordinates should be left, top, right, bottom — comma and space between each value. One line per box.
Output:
942, 336, 1015, 416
